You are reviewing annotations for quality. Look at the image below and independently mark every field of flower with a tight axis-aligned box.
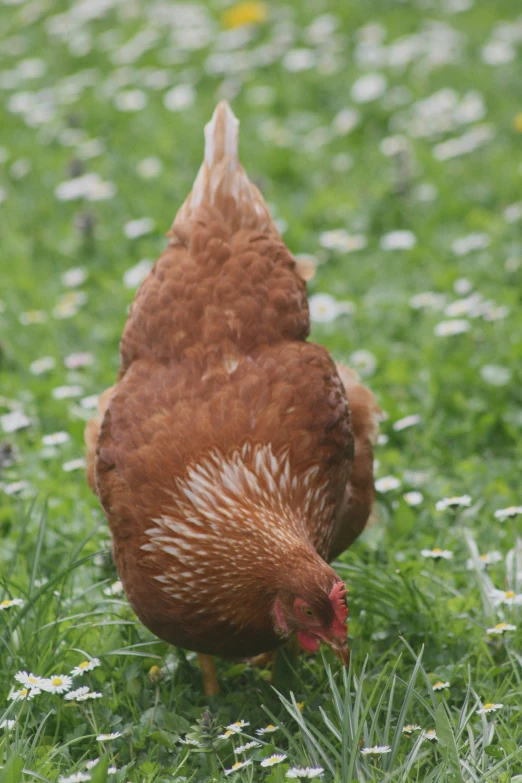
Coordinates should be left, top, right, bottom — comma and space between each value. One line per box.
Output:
1, 0, 522, 780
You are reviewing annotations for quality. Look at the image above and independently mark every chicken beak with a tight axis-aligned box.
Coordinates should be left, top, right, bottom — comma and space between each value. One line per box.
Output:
325, 639, 350, 667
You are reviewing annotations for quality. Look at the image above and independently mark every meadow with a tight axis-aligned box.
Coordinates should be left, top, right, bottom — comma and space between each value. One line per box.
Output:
1, 0, 522, 780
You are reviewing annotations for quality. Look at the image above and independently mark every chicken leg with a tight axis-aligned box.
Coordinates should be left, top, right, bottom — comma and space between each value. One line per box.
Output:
198, 653, 220, 696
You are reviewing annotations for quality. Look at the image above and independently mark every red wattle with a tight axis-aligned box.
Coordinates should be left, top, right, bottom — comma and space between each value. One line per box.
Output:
297, 630, 321, 653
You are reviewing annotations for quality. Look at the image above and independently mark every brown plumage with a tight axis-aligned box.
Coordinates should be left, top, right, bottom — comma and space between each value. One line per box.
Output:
86, 102, 381, 686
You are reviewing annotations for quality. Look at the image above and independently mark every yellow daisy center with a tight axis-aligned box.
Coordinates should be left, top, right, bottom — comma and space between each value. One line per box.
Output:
266, 724, 276, 730
1, 600, 12, 607
232, 762, 243, 770
513, 112, 522, 133
505, 591, 515, 599
222, 1, 268, 29
20, 689, 28, 696
28, 676, 39, 683
434, 682, 446, 688
51, 677, 63, 686
495, 623, 507, 630
79, 661, 90, 669
432, 548, 443, 554
483, 703, 494, 709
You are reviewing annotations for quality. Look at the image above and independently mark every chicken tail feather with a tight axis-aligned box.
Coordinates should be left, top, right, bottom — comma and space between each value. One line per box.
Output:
169, 100, 276, 244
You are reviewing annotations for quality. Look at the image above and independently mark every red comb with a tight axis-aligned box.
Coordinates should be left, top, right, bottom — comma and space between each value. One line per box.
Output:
329, 581, 348, 625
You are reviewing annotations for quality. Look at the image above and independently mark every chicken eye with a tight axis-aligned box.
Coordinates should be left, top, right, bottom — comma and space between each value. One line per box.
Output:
301, 606, 314, 618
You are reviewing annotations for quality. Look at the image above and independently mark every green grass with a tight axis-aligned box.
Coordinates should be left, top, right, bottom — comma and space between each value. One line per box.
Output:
1, 0, 522, 780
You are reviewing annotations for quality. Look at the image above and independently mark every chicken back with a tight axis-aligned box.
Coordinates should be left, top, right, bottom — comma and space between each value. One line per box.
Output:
86, 102, 381, 663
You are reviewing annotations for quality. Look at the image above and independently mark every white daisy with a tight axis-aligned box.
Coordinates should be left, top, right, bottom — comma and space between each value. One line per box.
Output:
421, 548, 453, 560
489, 589, 522, 607
375, 476, 401, 493
0, 720, 16, 730
308, 293, 354, 324
41, 675, 73, 694
393, 414, 421, 431
360, 745, 391, 755
482, 305, 510, 322
62, 458, 86, 472
19, 310, 47, 325
96, 732, 122, 741
58, 773, 91, 783
256, 724, 279, 735
453, 277, 473, 295
435, 495, 472, 511
52, 385, 83, 400
480, 365, 512, 387
1, 411, 31, 433
318, 229, 367, 253
349, 349, 377, 377
226, 720, 250, 732
123, 217, 155, 239
494, 506, 522, 521
71, 658, 101, 677
123, 259, 153, 288
486, 623, 516, 635
432, 681, 450, 691
235, 741, 261, 753
504, 202, 522, 223
163, 84, 195, 112
409, 292, 447, 311
114, 89, 148, 112
42, 432, 70, 446
422, 729, 438, 741
286, 768, 325, 779
65, 687, 90, 701
451, 233, 490, 256
0, 598, 24, 610
261, 754, 287, 767
61, 267, 87, 287
8, 687, 41, 701
137, 157, 163, 179
30, 356, 56, 375
84, 760, 99, 770
477, 702, 503, 715
332, 108, 360, 135
55, 173, 116, 202
80, 395, 99, 410
403, 491, 423, 506
2, 482, 30, 497
283, 48, 316, 73
103, 580, 123, 597
402, 724, 422, 735
351, 73, 387, 103
81, 691, 102, 701
466, 552, 503, 570
225, 760, 252, 775
380, 230, 416, 251
64, 352, 93, 369
434, 319, 470, 337
14, 671, 46, 689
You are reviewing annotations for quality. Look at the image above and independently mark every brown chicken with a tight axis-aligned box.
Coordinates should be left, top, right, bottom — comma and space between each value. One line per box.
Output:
86, 102, 381, 694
